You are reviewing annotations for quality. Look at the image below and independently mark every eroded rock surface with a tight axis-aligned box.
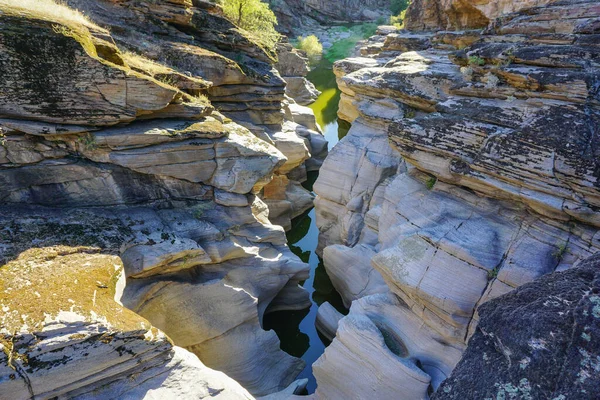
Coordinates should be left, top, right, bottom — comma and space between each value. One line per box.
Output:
0, 0, 322, 396
270, 0, 390, 33
0, 244, 253, 400
404, 0, 559, 31
312, 0, 600, 398
56, 0, 326, 230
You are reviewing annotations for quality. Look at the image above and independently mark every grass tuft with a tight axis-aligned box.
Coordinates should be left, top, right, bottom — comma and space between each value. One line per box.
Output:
425, 177, 437, 190
468, 55, 486, 66
0, 0, 99, 30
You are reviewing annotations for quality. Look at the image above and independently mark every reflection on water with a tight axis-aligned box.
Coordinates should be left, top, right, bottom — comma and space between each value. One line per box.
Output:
307, 58, 350, 150
264, 207, 347, 393
263, 58, 351, 394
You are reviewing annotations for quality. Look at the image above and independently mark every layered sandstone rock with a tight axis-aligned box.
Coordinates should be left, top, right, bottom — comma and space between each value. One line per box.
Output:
313, 0, 600, 398
0, 244, 253, 399
65, 0, 326, 229
276, 43, 321, 106
314, 293, 464, 399
404, 0, 559, 31
0, 1, 319, 396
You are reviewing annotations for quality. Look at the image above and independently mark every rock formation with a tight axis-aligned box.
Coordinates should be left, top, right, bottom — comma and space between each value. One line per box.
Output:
0, 0, 324, 396
0, 240, 253, 399
276, 43, 321, 106
2, 0, 599, 397
433, 253, 600, 400
269, 0, 390, 34
404, 0, 559, 31
312, 0, 600, 398
58, 0, 326, 231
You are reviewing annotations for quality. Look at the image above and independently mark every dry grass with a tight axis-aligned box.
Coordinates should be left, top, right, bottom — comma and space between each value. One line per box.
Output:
121, 51, 175, 76
0, 0, 99, 29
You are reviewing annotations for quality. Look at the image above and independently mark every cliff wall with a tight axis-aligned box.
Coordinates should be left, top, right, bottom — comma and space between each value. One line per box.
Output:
312, 0, 600, 398
269, 0, 390, 33
0, 0, 324, 397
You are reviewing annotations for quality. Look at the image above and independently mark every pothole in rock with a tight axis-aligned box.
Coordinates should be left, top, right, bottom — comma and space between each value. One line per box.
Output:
373, 320, 409, 358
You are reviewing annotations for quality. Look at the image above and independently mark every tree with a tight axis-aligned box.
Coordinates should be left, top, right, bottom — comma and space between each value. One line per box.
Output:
222, 0, 280, 51
390, 0, 411, 15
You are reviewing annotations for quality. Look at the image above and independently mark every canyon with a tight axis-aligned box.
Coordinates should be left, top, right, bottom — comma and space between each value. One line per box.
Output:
0, 0, 599, 399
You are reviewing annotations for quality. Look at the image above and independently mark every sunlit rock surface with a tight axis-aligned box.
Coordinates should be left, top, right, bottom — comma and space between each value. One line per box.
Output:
404, 0, 560, 31
269, 0, 390, 33
0, 0, 324, 396
312, 0, 600, 397
0, 245, 253, 400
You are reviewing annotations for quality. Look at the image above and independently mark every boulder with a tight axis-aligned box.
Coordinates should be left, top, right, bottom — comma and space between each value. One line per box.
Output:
283, 77, 321, 106
434, 253, 600, 400
276, 43, 310, 77
315, 302, 344, 340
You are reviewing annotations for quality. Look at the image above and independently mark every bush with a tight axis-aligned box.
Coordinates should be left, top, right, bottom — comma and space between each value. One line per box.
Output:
389, 0, 411, 28
296, 35, 323, 64
221, 0, 280, 51
425, 177, 436, 190
390, 13, 405, 28
468, 55, 486, 66
390, 0, 411, 16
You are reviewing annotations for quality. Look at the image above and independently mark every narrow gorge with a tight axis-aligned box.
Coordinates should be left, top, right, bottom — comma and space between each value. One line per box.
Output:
0, 0, 599, 399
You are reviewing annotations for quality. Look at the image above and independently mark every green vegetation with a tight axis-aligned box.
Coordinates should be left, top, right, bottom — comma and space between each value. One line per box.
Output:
77, 133, 97, 151
221, 0, 280, 51
487, 267, 499, 281
324, 23, 378, 62
0, 130, 6, 147
468, 55, 486, 66
553, 241, 569, 261
296, 35, 323, 65
389, 0, 411, 28
390, 0, 411, 15
305, 22, 380, 136
192, 201, 216, 219
425, 177, 437, 190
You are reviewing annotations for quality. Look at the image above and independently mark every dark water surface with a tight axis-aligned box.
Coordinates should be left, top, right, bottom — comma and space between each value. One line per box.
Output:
262, 57, 350, 394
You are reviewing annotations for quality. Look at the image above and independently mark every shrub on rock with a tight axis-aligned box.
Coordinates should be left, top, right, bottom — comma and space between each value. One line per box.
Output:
296, 35, 323, 65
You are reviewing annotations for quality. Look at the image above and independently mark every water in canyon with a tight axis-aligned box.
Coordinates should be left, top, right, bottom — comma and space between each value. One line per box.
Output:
262, 56, 350, 393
